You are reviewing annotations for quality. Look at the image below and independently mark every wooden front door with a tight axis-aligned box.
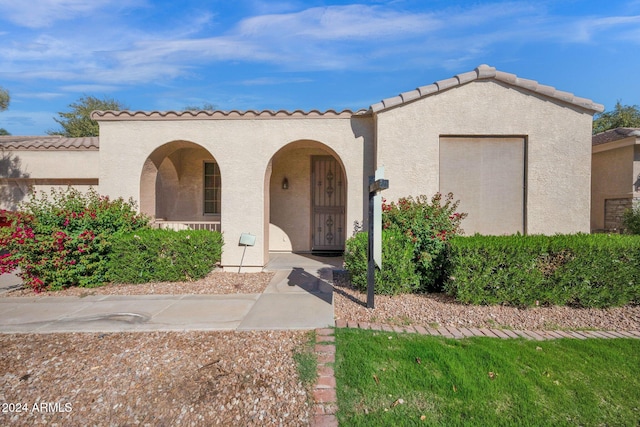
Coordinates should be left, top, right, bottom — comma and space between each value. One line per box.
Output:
311, 156, 346, 251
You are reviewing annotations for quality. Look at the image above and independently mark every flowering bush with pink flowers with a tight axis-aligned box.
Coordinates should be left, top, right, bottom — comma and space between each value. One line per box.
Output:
344, 193, 467, 294
0, 187, 148, 291
382, 193, 467, 291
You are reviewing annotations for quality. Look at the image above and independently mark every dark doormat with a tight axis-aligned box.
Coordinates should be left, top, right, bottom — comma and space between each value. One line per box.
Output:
312, 251, 344, 257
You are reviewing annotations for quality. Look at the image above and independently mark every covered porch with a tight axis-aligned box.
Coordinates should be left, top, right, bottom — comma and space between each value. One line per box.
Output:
140, 140, 222, 232
266, 140, 348, 255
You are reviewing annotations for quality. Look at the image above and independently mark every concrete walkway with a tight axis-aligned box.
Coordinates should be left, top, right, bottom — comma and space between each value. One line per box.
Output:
0, 269, 22, 294
0, 253, 341, 334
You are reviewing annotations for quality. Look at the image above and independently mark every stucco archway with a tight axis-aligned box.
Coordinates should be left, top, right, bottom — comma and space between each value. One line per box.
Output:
140, 140, 221, 230
265, 140, 348, 256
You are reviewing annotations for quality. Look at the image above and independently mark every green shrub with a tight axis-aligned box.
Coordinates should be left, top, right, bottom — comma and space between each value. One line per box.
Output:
344, 229, 420, 295
446, 234, 640, 308
383, 193, 466, 292
0, 187, 149, 291
623, 204, 640, 234
343, 193, 466, 294
106, 229, 223, 283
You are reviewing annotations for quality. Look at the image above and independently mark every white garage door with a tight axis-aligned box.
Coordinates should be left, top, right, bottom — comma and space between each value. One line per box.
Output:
439, 136, 525, 235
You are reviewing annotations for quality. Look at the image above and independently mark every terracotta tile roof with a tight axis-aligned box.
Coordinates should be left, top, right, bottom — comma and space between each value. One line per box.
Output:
0, 135, 99, 150
91, 109, 362, 120
370, 64, 605, 114
592, 127, 640, 146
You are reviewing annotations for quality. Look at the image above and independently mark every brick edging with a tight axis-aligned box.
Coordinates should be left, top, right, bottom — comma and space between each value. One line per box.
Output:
333, 319, 640, 340
311, 328, 338, 427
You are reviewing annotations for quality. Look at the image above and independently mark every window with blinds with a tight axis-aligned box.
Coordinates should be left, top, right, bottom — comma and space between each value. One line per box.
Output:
204, 161, 221, 214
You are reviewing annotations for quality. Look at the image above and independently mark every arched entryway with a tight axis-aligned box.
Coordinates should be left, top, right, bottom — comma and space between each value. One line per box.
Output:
140, 140, 221, 231
266, 140, 347, 254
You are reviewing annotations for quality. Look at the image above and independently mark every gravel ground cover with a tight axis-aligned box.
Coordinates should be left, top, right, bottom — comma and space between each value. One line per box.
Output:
332, 272, 640, 332
0, 330, 311, 426
1, 271, 274, 298
0, 272, 311, 426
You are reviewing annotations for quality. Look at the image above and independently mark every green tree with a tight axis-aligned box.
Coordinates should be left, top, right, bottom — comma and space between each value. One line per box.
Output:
0, 86, 9, 112
0, 86, 10, 135
47, 95, 127, 137
183, 102, 216, 111
593, 101, 640, 134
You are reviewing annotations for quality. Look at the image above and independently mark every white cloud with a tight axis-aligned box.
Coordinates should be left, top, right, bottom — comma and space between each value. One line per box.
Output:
237, 5, 440, 40
0, 0, 140, 28
16, 92, 65, 100
2, 1, 640, 92
60, 84, 122, 93
1, 35, 78, 62
569, 15, 640, 43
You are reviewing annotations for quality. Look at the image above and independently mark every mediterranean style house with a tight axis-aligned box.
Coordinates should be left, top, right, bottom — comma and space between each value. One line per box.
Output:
0, 65, 604, 271
592, 127, 640, 232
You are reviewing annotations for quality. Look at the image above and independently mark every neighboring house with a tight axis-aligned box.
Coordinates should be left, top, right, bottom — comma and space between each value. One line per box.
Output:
591, 128, 640, 232
0, 65, 603, 270
0, 136, 99, 210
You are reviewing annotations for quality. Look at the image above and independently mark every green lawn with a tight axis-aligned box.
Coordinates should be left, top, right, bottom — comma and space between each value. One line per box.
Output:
335, 328, 640, 426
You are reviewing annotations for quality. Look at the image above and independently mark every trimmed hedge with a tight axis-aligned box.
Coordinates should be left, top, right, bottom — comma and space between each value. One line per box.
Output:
445, 234, 640, 308
106, 229, 223, 283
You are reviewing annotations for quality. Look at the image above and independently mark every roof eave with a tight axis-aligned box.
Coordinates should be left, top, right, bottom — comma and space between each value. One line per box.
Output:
91, 109, 365, 121
369, 64, 605, 115
592, 128, 640, 150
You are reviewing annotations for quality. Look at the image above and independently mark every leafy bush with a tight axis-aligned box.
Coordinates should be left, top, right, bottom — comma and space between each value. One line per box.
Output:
0, 187, 149, 291
343, 193, 466, 294
382, 193, 466, 291
446, 234, 640, 308
344, 229, 420, 295
623, 204, 640, 234
106, 229, 223, 283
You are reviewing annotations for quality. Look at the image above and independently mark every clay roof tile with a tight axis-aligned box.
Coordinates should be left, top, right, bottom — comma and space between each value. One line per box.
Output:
370, 65, 604, 114
0, 135, 99, 150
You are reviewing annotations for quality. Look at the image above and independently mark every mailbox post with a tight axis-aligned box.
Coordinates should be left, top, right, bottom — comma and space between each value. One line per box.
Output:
238, 233, 256, 273
367, 168, 389, 309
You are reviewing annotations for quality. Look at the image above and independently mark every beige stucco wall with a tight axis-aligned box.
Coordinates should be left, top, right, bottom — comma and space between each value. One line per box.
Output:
591, 140, 636, 230
0, 149, 99, 210
97, 116, 367, 270
375, 80, 594, 235
2, 150, 98, 179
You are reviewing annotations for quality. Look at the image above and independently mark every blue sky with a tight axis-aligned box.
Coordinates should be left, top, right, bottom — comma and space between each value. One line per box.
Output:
0, 0, 639, 135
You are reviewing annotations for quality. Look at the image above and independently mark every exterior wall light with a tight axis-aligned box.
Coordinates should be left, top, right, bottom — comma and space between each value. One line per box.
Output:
282, 177, 289, 190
